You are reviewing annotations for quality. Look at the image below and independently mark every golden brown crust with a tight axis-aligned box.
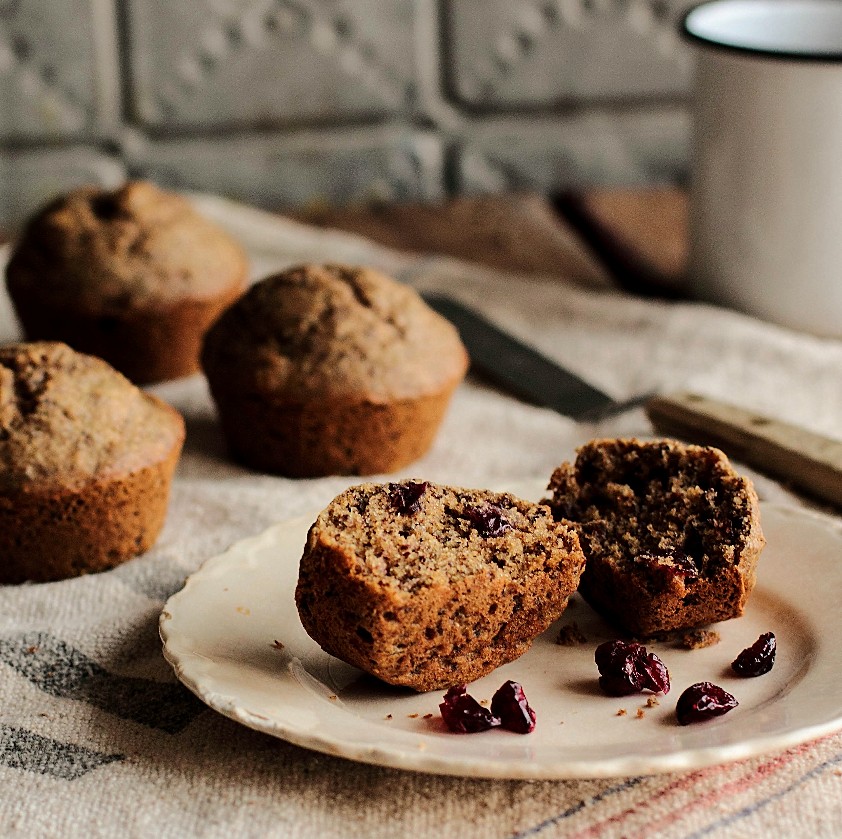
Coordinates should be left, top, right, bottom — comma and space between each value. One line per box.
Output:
0, 342, 185, 583
9, 283, 245, 384
6, 181, 248, 384
295, 481, 586, 691
544, 438, 765, 637
202, 264, 468, 476
0, 443, 181, 583
208, 383, 461, 477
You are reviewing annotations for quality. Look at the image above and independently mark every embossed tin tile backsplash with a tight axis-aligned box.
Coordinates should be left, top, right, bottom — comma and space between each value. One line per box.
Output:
0, 0, 120, 143
0, 0, 693, 228
445, 0, 695, 107
125, 0, 419, 129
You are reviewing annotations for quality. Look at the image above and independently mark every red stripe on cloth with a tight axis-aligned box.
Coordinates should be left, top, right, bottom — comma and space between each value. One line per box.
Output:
569, 742, 816, 839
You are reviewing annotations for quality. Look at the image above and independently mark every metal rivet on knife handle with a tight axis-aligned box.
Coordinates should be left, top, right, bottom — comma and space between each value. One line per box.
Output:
646, 392, 842, 510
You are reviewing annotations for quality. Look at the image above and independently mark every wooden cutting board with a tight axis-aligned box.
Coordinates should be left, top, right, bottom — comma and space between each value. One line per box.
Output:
294, 192, 613, 287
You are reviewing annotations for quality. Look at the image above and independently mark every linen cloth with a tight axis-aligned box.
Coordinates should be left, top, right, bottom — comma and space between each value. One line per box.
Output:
1, 194, 841, 839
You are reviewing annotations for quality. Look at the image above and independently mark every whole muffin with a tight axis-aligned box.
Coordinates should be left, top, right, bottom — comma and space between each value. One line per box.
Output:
296, 480, 585, 691
201, 264, 469, 477
0, 342, 185, 583
5, 181, 248, 384
544, 438, 765, 637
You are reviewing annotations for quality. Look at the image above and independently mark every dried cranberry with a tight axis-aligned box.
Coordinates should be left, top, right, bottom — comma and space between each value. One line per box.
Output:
388, 481, 428, 515
641, 654, 671, 695
731, 632, 776, 677
676, 682, 738, 725
595, 640, 670, 696
439, 686, 501, 733
463, 503, 513, 538
490, 680, 536, 734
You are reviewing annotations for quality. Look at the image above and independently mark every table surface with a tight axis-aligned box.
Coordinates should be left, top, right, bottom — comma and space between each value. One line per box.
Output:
2, 188, 841, 839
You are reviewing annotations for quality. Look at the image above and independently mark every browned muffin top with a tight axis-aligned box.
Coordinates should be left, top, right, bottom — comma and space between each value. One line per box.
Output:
6, 181, 248, 311
0, 342, 185, 493
201, 264, 469, 400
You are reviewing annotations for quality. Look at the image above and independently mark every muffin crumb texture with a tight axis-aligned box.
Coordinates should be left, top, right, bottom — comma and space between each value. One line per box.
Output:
295, 481, 585, 691
555, 621, 588, 646
679, 629, 722, 650
545, 438, 765, 637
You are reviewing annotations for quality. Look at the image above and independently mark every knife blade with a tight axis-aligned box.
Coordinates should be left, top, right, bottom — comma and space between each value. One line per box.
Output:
422, 292, 647, 420
424, 292, 842, 510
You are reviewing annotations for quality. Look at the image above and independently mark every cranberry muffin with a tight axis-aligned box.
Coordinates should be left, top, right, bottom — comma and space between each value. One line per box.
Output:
201, 264, 468, 477
545, 438, 765, 637
5, 181, 248, 384
0, 342, 185, 583
296, 480, 585, 691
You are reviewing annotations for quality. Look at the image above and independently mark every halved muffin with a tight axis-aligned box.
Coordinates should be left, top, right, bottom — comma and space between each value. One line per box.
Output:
296, 480, 585, 691
544, 438, 765, 637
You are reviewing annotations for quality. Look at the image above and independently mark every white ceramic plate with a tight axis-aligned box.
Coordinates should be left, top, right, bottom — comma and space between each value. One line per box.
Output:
160, 489, 842, 779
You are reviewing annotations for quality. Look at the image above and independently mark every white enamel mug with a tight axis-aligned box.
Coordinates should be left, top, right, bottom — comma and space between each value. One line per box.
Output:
683, 0, 842, 336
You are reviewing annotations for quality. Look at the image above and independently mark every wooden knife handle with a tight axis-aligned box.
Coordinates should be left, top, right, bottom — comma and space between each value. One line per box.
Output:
646, 392, 842, 510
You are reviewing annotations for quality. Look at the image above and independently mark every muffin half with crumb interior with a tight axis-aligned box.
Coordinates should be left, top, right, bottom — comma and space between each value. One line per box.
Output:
0, 342, 185, 583
5, 181, 248, 384
544, 438, 765, 637
201, 264, 468, 477
295, 480, 586, 691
